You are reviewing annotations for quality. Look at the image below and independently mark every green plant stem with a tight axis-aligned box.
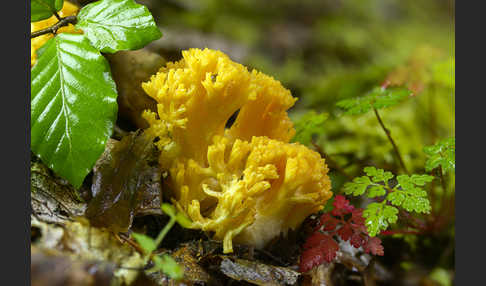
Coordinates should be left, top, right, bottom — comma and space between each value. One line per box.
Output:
433, 166, 454, 230
373, 107, 409, 174
438, 166, 448, 211
142, 216, 176, 265
155, 216, 176, 248
31, 15, 77, 38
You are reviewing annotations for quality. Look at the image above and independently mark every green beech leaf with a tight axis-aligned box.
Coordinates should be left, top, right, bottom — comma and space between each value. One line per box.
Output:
76, 0, 162, 53
31, 0, 64, 22
31, 33, 118, 189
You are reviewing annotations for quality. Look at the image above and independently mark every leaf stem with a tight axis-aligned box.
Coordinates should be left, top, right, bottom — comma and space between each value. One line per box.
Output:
154, 216, 176, 248
373, 107, 409, 174
142, 216, 176, 265
31, 15, 77, 38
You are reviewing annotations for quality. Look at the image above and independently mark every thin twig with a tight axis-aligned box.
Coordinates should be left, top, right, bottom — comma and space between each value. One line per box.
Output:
373, 107, 409, 174
53, 11, 62, 21
31, 15, 77, 38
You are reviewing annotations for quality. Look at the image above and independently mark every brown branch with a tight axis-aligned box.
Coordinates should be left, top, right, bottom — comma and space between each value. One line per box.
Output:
373, 107, 409, 174
31, 15, 77, 39
53, 10, 62, 21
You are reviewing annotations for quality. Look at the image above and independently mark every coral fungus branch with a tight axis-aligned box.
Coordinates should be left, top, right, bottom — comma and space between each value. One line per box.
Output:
142, 48, 333, 253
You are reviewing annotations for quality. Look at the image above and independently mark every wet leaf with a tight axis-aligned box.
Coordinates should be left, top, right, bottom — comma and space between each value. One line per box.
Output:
31, 159, 86, 224
31, 33, 118, 189
76, 0, 162, 53
363, 202, 398, 236
424, 137, 455, 174
31, 0, 64, 22
85, 130, 162, 233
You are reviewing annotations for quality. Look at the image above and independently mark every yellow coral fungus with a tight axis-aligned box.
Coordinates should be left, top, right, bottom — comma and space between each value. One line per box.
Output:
143, 48, 332, 253
31, 1, 80, 67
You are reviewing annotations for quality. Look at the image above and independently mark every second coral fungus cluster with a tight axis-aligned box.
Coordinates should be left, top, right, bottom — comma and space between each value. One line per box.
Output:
143, 48, 332, 253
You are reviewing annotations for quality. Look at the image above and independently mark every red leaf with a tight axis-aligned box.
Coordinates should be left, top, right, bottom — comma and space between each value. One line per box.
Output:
303, 232, 329, 249
301, 197, 384, 273
337, 223, 353, 241
350, 233, 366, 248
299, 246, 325, 272
363, 237, 384, 256
331, 195, 354, 216
351, 208, 365, 225
319, 213, 333, 227
330, 208, 341, 217
299, 233, 339, 272
323, 217, 340, 231
319, 237, 339, 263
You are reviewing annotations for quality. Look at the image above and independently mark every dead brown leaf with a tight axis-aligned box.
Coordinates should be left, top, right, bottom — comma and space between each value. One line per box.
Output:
85, 131, 162, 233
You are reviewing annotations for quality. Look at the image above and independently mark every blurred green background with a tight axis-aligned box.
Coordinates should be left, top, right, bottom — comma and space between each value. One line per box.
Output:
141, 0, 454, 183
